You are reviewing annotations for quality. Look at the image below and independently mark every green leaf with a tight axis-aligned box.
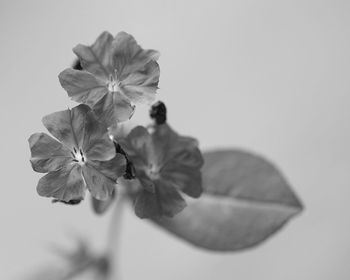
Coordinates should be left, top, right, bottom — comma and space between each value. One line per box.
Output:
153, 149, 303, 251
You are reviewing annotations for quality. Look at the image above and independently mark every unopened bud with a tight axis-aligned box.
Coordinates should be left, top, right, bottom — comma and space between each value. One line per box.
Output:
72, 58, 83, 70
150, 101, 167, 125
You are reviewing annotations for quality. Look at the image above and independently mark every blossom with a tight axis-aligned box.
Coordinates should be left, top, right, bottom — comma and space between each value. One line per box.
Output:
28, 104, 126, 202
59, 31, 160, 127
26, 238, 109, 280
120, 124, 204, 219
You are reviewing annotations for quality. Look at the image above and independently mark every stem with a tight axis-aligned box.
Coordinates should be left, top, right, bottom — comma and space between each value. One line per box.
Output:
106, 187, 126, 280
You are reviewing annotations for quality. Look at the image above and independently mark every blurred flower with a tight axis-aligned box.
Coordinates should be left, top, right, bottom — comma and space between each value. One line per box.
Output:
28, 104, 126, 202
59, 31, 160, 126
120, 124, 204, 219
25, 238, 109, 280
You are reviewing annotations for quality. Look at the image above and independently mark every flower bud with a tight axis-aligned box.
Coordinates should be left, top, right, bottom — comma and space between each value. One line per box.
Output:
150, 101, 167, 125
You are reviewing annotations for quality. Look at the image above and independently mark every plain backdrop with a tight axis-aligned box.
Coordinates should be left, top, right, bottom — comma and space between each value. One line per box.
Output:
0, 0, 349, 279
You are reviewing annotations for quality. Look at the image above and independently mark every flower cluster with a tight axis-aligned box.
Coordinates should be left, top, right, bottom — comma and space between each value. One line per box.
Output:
29, 31, 203, 218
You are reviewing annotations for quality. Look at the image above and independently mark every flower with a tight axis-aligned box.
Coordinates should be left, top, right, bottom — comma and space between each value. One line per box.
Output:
26, 238, 110, 280
59, 31, 160, 127
120, 124, 204, 219
28, 104, 126, 202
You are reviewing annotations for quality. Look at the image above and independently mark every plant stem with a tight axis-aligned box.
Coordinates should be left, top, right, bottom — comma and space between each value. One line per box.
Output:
106, 187, 126, 280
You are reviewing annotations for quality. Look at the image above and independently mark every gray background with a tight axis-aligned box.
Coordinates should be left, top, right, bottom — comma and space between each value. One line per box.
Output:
1, 0, 349, 279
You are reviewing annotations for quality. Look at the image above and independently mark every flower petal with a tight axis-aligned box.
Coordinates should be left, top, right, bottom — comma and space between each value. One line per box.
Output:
42, 104, 91, 150
29, 132, 72, 173
152, 124, 203, 169
73, 31, 114, 80
161, 165, 202, 198
134, 190, 158, 219
157, 127, 203, 198
37, 164, 86, 202
92, 92, 135, 126
154, 125, 203, 198
59, 68, 108, 107
172, 140, 204, 168
119, 126, 154, 170
82, 110, 115, 161
112, 32, 160, 81
156, 182, 187, 217
150, 124, 177, 165
134, 182, 186, 219
137, 172, 156, 193
121, 60, 160, 105
82, 164, 116, 200
87, 153, 126, 181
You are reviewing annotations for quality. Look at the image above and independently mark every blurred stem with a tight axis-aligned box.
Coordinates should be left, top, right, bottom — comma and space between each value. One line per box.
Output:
106, 187, 126, 280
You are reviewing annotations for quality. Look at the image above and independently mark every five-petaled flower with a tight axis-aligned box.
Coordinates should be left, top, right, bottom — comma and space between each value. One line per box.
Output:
120, 124, 204, 219
59, 31, 160, 127
28, 104, 126, 202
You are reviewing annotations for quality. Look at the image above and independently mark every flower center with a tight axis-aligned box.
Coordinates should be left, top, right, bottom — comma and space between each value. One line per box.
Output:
71, 147, 86, 165
107, 72, 120, 92
146, 164, 160, 180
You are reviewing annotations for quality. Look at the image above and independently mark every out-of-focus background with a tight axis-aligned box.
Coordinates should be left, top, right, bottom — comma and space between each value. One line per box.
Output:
1, 0, 349, 279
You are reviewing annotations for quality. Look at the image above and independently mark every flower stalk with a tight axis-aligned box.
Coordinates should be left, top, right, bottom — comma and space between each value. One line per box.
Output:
106, 185, 126, 280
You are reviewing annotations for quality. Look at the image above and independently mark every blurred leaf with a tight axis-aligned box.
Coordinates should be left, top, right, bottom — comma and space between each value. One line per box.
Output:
153, 149, 303, 251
